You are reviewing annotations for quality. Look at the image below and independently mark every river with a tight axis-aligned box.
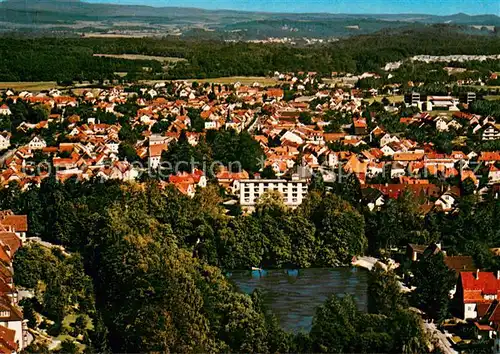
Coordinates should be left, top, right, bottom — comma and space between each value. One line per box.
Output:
228, 267, 368, 333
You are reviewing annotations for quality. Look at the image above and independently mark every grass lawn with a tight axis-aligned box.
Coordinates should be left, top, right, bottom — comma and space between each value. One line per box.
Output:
484, 95, 500, 101
62, 313, 94, 330
49, 313, 94, 351
53, 334, 86, 351
428, 110, 454, 117
0, 82, 60, 91
470, 85, 500, 90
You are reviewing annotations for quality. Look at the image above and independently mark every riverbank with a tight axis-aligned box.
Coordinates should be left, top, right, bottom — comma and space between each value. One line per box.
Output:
351, 255, 399, 271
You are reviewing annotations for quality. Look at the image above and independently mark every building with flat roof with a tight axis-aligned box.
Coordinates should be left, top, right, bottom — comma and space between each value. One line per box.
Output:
239, 178, 308, 209
426, 96, 460, 111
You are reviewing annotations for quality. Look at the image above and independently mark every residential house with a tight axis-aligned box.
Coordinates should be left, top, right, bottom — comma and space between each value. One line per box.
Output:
105, 138, 120, 154
489, 165, 500, 184
0, 105, 11, 116
361, 188, 385, 211
456, 271, 500, 320
0, 297, 26, 350
0, 133, 10, 151
28, 136, 46, 150
365, 183, 441, 200
367, 161, 384, 178
0, 212, 27, 242
380, 133, 400, 147
169, 169, 207, 197
353, 118, 367, 135
216, 168, 249, 194
479, 152, 500, 165
434, 189, 460, 213
148, 143, 168, 170
0, 325, 18, 353
482, 123, 500, 141
435, 116, 450, 132
390, 162, 406, 179
381, 144, 396, 157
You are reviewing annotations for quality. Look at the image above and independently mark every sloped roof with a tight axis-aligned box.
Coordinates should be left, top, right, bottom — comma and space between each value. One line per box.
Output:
444, 256, 475, 274
0, 233, 20, 255
460, 272, 500, 295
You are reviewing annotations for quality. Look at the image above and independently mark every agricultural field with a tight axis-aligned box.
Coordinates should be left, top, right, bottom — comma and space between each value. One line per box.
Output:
484, 95, 500, 101
93, 54, 187, 64
141, 76, 281, 86
365, 95, 404, 104
188, 76, 280, 85
0, 82, 60, 91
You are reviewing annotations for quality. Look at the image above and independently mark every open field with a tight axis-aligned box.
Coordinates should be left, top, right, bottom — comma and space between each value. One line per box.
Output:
83, 33, 165, 38
93, 54, 187, 63
0, 82, 60, 91
188, 76, 280, 85
365, 95, 404, 104
428, 110, 455, 117
142, 76, 280, 86
470, 85, 500, 90
485, 95, 500, 101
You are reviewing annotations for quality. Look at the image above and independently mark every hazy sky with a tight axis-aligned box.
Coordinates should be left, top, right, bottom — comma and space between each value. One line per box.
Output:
86, 0, 500, 15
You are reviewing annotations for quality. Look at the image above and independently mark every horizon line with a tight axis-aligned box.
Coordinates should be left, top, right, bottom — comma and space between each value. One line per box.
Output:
72, 0, 499, 17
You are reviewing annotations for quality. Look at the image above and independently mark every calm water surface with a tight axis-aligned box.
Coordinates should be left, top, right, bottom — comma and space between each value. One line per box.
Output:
228, 267, 368, 332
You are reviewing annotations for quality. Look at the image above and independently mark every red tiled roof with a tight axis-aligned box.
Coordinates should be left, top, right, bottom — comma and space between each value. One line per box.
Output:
0, 215, 27, 232
266, 89, 284, 98
0, 233, 21, 255
444, 256, 475, 273
463, 290, 489, 304
0, 325, 17, 353
364, 184, 440, 200
479, 152, 500, 162
149, 144, 168, 158
0, 247, 11, 265
460, 272, 500, 295
474, 322, 494, 331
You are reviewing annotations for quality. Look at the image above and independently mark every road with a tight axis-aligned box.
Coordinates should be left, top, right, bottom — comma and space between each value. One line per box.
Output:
424, 321, 458, 354
353, 256, 456, 354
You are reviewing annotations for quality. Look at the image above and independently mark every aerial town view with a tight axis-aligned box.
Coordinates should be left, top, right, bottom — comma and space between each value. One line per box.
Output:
0, 0, 499, 352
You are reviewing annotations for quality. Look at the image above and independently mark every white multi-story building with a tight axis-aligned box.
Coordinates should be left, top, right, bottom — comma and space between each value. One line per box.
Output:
239, 178, 308, 208
426, 96, 460, 111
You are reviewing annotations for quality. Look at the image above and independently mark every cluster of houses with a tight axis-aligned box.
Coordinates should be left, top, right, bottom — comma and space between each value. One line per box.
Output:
407, 241, 500, 352
0, 210, 28, 353
0, 79, 498, 212
0, 74, 499, 352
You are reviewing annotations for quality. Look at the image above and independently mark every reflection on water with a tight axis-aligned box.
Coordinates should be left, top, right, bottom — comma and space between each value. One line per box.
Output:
228, 268, 368, 333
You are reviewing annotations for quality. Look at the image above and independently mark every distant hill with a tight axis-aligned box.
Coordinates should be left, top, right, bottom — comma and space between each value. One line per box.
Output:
0, 0, 498, 37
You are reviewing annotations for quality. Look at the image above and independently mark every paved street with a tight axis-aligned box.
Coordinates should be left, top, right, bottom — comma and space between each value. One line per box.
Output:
424, 321, 458, 354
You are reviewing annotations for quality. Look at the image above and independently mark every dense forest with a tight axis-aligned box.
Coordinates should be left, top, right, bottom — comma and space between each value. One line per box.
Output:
0, 26, 499, 82
5, 178, 434, 353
